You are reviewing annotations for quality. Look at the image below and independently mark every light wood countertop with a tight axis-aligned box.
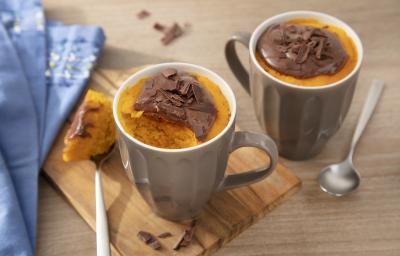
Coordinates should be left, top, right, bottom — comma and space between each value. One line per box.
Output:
38, 0, 400, 255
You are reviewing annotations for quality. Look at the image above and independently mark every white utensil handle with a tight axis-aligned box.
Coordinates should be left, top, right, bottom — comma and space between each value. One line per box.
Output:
96, 168, 111, 256
350, 80, 385, 151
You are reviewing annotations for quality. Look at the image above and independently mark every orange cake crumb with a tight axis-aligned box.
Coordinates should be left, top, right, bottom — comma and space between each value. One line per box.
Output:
63, 89, 116, 161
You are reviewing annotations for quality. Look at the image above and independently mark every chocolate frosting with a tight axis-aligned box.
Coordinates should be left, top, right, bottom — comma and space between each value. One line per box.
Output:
257, 23, 348, 78
67, 104, 100, 139
134, 68, 217, 140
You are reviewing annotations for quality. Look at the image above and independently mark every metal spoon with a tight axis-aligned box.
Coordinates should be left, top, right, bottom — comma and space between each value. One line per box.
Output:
91, 144, 116, 256
318, 80, 385, 196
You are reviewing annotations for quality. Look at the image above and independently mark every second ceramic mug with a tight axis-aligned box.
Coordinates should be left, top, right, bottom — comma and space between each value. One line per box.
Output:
113, 63, 278, 221
225, 11, 363, 160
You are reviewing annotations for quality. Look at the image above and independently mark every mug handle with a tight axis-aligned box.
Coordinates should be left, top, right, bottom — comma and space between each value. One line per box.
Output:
225, 32, 252, 94
217, 131, 278, 191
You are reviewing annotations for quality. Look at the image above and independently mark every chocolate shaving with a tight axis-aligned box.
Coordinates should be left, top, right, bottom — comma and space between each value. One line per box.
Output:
187, 103, 216, 113
137, 231, 153, 243
192, 84, 204, 103
144, 79, 154, 89
154, 74, 178, 91
162, 68, 178, 78
161, 23, 183, 45
313, 28, 327, 37
134, 69, 217, 140
302, 28, 313, 41
173, 220, 196, 251
137, 231, 161, 250
185, 97, 194, 105
315, 37, 326, 59
158, 232, 173, 238
154, 22, 189, 45
276, 45, 289, 53
295, 43, 311, 64
137, 10, 150, 19
157, 102, 186, 122
158, 89, 184, 107
178, 80, 192, 95
286, 24, 297, 33
153, 22, 166, 32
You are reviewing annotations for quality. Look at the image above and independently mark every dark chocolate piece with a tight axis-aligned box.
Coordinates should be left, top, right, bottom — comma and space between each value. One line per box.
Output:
153, 22, 166, 32
67, 103, 101, 139
315, 37, 325, 59
178, 80, 191, 95
158, 89, 184, 107
161, 23, 183, 45
154, 22, 188, 45
162, 68, 178, 78
173, 220, 196, 251
256, 23, 348, 78
137, 231, 161, 250
154, 74, 178, 91
134, 69, 217, 140
137, 10, 150, 19
158, 232, 173, 238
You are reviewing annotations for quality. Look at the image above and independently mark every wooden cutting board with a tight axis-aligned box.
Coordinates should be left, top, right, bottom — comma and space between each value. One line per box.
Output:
42, 67, 301, 256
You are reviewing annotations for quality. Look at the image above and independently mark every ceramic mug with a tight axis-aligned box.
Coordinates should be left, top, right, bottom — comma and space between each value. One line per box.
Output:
225, 11, 363, 160
113, 63, 278, 221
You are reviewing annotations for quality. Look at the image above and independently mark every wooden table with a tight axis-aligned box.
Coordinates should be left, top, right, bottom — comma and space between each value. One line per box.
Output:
38, 0, 400, 255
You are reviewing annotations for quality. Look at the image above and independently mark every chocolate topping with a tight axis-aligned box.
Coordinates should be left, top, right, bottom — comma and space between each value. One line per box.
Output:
257, 23, 348, 78
67, 103, 100, 139
134, 69, 217, 140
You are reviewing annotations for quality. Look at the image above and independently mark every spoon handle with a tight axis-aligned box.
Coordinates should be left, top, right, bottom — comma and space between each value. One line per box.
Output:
349, 80, 385, 155
96, 167, 111, 256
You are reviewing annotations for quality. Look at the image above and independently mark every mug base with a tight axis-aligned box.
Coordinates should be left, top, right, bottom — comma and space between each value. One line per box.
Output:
153, 210, 200, 222
278, 145, 324, 161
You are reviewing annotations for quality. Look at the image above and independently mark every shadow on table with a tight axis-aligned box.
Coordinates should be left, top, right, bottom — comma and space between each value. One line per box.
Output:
98, 46, 174, 70
104, 150, 136, 249
44, 6, 86, 23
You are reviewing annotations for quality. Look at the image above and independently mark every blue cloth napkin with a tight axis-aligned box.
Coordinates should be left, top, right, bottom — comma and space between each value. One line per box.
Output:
41, 22, 105, 163
0, 150, 33, 255
0, 22, 38, 255
0, 0, 105, 254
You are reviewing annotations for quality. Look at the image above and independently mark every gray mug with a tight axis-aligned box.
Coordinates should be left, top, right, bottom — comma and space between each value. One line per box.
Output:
113, 63, 278, 221
225, 11, 363, 160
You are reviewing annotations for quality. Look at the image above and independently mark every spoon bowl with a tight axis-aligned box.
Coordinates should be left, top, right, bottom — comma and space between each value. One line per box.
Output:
318, 161, 360, 196
318, 80, 384, 197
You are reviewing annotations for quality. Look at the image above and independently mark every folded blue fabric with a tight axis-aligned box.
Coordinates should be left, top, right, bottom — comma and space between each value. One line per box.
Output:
0, 0, 105, 254
1, 1, 46, 250
2, 5, 47, 144
41, 22, 105, 163
0, 21, 39, 255
0, 151, 33, 256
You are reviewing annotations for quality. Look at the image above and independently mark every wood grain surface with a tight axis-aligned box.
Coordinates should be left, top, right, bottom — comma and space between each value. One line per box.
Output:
42, 67, 300, 255
38, 0, 400, 255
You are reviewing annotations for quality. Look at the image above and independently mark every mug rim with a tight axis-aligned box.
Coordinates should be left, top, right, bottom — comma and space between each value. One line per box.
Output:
113, 62, 237, 153
249, 10, 364, 91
